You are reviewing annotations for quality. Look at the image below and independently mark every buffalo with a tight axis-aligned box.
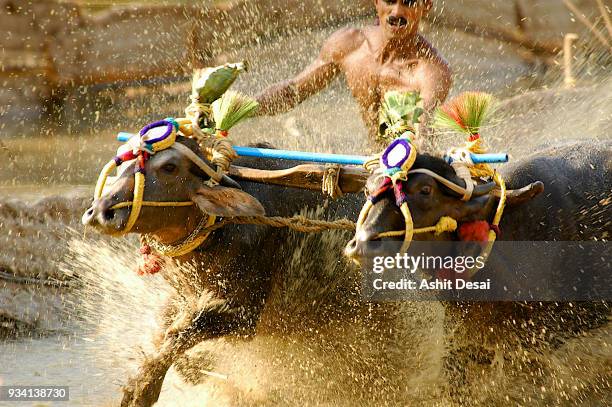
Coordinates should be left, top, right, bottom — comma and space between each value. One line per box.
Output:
83, 137, 371, 406
345, 140, 611, 400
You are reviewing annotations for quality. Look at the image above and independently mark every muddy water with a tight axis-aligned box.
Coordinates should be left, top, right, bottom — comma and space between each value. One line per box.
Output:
1, 15, 611, 407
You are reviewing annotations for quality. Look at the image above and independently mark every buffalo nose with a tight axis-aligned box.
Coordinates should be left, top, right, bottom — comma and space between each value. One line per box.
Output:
82, 206, 96, 226
344, 237, 360, 259
81, 199, 118, 227
344, 230, 383, 261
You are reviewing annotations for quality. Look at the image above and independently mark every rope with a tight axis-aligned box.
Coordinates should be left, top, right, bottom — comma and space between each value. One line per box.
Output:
209, 136, 237, 173
194, 214, 356, 235
465, 138, 495, 179
322, 164, 343, 199
376, 216, 458, 238
142, 214, 217, 258
183, 93, 237, 173
363, 154, 381, 174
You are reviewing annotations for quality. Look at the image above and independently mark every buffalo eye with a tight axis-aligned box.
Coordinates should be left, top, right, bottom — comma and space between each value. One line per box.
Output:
161, 163, 178, 174
420, 185, 432, 195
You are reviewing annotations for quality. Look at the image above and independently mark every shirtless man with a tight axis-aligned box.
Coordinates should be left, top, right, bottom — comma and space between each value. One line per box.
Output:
255, 0, 452, 150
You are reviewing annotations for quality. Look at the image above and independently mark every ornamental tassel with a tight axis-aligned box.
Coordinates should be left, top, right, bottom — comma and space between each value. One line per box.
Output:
458, 221, 491, 243
137, 237, 165, 275
433, 91, 495, 139
434, 92, 497, 179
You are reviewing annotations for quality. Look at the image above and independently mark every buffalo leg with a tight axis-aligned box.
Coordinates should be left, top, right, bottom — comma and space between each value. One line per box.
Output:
120, 297, 250, 407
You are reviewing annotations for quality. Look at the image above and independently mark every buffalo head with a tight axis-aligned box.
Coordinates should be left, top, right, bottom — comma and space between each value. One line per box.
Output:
345, 154, 502, 261
82, 137, 264, 240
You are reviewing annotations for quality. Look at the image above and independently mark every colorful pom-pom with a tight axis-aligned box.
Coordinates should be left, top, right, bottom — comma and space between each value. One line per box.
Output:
458, 221, 491, 242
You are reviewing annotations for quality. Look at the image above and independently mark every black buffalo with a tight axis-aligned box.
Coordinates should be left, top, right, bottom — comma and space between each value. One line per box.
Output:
345, 140, 611, 400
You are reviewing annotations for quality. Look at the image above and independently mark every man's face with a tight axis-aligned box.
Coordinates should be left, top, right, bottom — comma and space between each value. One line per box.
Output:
375, 0, 432, 39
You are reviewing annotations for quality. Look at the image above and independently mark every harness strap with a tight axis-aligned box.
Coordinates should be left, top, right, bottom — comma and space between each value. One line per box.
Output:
143, 214, 217, 258
170, 142, 224, 183
407, 169, 468, 196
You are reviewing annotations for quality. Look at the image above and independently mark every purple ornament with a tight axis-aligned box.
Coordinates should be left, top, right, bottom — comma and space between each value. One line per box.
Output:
381, 137, 414, 170
139, 120, 174, 145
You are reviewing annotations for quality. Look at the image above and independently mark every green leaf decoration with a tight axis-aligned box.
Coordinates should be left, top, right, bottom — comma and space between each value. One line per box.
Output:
378, 91, 424, 143
192, 62, 247, 104
212, 91, 259, 131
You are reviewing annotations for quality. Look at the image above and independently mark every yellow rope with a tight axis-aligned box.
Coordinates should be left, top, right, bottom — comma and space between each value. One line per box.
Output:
144, 215, 217, 258
491, 171, 506, 227
191, 214, 356, 236
465, 138, 495, 179
465, 137, 507, 236
111, 201, 194, 210
399, 203, 414, 253
322, 164, 343, 199
363, 155, 381, 174
209, 136, 237, 172
123, 172, 145, 234
376, 216, 458, 239
95, 160, 117, 199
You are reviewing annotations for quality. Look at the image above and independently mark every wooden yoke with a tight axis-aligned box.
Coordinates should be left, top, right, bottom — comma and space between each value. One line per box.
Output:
228, 164, 544, 202
228, 164, 369, 194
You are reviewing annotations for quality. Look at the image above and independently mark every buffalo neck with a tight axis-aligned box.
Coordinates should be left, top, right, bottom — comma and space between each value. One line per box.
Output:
150, 206, 206, 246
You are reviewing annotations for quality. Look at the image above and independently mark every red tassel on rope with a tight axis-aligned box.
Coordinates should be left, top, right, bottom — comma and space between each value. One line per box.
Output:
458, 221, 490, 242
137, 244, 164, 275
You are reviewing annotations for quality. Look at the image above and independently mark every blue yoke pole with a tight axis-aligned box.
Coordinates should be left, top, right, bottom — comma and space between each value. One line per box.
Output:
117, 133, 508, 165
232, 146, 369, 166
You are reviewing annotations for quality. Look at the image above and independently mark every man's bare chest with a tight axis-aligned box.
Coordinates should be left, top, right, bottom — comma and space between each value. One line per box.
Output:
341, 51, 420, 101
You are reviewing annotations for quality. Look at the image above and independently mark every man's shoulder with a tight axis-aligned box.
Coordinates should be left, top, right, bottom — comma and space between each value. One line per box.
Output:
412, 35, 453, 93
321, 27, 367, 61
416, 34, 448, 65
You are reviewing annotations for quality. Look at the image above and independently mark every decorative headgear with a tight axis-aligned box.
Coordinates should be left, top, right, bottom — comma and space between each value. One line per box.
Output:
93, 118, 221, 236
356, 137, 457, 254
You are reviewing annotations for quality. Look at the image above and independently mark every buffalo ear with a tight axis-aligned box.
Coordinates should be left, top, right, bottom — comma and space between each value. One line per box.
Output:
192, 185, 265, 217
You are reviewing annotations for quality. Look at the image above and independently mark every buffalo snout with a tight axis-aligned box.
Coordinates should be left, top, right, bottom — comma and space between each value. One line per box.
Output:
82, 197, 129, 233
344, 229, 387, 263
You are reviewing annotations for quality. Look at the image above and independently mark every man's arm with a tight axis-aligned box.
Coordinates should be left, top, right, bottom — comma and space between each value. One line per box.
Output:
255, 28, 358, 116
414, 57, 453, 150
417, 58, 452, 112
